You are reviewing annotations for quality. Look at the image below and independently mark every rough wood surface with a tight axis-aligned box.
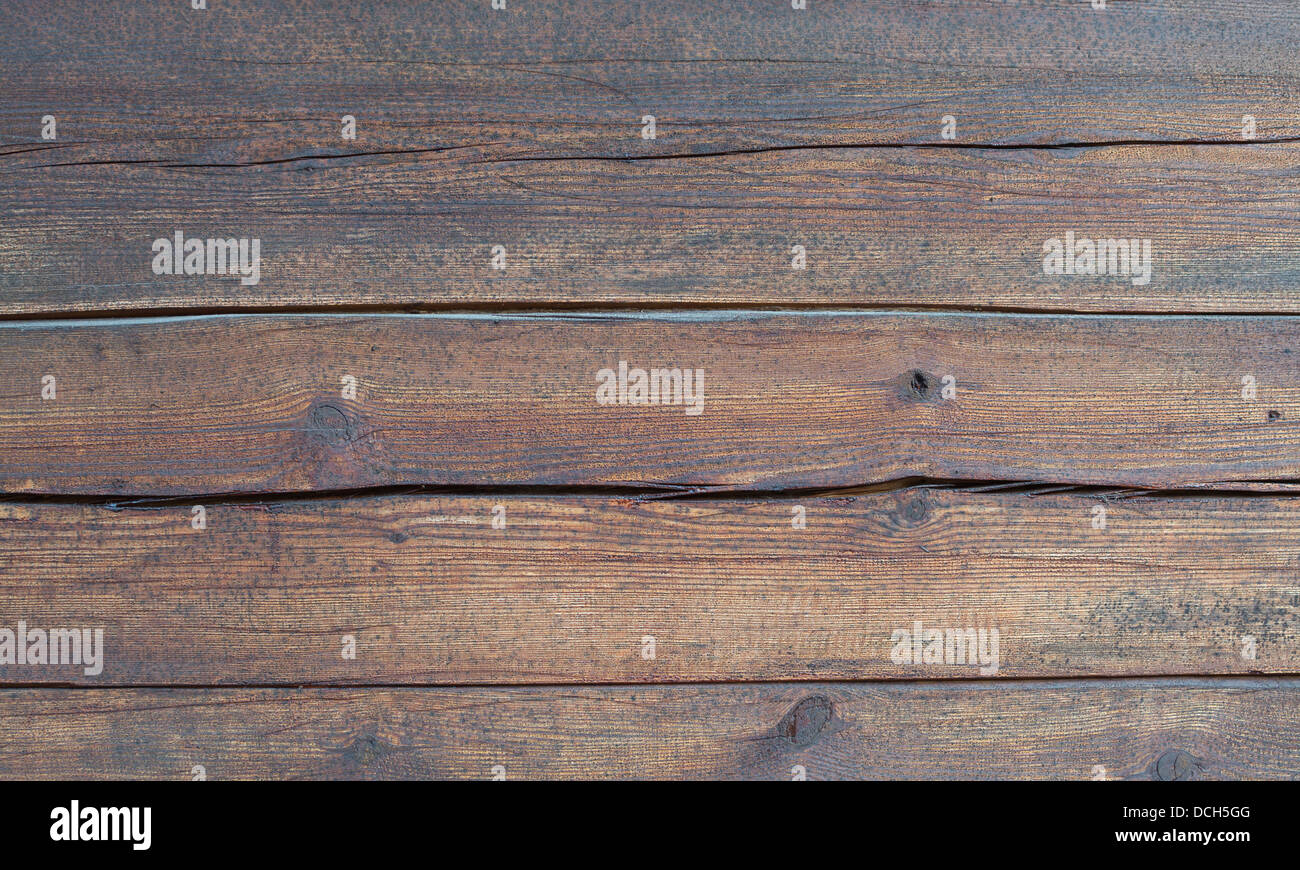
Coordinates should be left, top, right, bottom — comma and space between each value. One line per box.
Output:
3, 1, 1300, 313
0, 490, 1297, 685
4, 1, 1300, 782
1, 680, 1295, 780
6, 145, 1299, 314
10, 144, 1300, 313
6, 0, 1297, 158
5, 312, 1300, 494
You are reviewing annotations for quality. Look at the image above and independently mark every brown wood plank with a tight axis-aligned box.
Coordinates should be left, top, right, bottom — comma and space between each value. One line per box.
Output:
1, 680, 1295, 779
5, 312, 1300, 494
5, 0, 1297, 160
1, 490, 1298, 685
4, 144, 1299, 314
3, 1, 1300, 313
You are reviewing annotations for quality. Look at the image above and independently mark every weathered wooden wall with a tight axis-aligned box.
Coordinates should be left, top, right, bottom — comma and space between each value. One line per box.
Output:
1, 0, 1297, 779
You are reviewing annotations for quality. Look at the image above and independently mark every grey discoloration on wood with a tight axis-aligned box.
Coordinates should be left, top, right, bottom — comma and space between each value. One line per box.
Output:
341, 733, 395, 767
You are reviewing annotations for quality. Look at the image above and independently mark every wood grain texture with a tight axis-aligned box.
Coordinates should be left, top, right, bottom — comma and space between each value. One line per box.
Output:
1, 680, 1296, 780
6, 0, 1298, 159
1, 490, 1298, 685
4, 1, 1300, 783
3, 1, 1300, 313
5, 144, 1300, 314
5, 312, 1300, 494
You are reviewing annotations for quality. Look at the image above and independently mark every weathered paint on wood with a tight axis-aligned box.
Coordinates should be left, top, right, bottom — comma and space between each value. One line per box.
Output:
0, 490, 1297, 685
0, 680, 1295, 780
4, 312, 1300, 494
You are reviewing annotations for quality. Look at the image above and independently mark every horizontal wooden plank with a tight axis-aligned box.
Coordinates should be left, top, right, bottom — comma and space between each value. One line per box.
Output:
5, 0, 1297, 162
4, 144, 1300, 314
3, 1, 1300, 313
4, 312, 1300, 494
1, 490, 1298, 685
2, 680, 1296, 779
